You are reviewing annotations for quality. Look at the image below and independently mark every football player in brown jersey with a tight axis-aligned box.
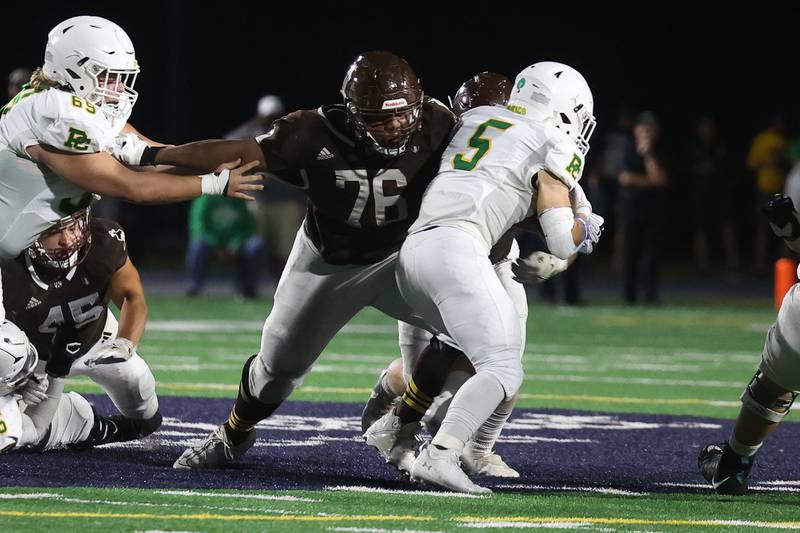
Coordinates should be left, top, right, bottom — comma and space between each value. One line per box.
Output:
122, 51, 460, 469
1, 207, 162, 449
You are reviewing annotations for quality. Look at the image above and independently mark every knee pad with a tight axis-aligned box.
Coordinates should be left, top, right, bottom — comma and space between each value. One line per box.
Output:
740, 371, 798, 423
250, 352, 305, 404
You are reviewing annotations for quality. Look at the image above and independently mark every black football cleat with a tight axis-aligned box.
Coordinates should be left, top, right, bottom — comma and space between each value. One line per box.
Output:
698, 442, 754, 495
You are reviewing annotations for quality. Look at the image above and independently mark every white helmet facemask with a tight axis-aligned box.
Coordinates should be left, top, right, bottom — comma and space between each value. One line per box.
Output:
43, 16, 139, 119
507, 61, 596, 155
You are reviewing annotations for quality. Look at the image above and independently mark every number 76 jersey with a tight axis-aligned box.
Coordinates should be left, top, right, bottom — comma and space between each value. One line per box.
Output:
410, 105, 585, 250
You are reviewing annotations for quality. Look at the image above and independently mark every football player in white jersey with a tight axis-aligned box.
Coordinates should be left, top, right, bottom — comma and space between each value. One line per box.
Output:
388, 62, 600, 493
362, 72, 587, 479
698, 193, 800, 495
0, 320, 135, 453
0, 15, 261, 321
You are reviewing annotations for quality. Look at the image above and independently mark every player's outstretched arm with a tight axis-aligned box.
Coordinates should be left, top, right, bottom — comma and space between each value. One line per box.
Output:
109, 258, 148, 346
27, 145, 262, 203
153, 139, 266, 174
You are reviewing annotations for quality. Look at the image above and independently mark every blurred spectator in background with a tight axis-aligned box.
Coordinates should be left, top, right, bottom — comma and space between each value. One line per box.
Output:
589, 107, 635, 270
747, 115, 788, 274
617, 111, 670, 304
687, 116, 738, 274
7, 67, 31, 100
224, 95, 306, 284
186, 196, 263, 298
784, 139, 800, 208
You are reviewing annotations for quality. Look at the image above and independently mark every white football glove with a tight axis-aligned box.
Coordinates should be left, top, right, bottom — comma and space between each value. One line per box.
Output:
512, 251, 569, 284
84, 338, 136, 368
20, 372, 48, 406
113, 133, 149, 166
570, 182, 592, 217
577, 213, 604, 254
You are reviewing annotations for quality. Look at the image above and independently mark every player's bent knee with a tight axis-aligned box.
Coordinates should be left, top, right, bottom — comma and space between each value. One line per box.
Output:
251, 355, 306, 404
741, 371, 798, 423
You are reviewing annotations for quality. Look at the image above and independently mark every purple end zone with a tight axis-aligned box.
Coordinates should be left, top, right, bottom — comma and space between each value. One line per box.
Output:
2, 394, 798, 493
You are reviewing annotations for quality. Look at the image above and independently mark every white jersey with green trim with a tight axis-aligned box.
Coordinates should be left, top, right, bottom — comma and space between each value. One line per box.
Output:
0, 87, 127, 259
0, 394, 23, 453
409, 105, 585, 250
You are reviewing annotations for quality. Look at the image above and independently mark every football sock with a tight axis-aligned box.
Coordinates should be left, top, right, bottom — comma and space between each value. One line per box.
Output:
727, 434, 762, 457
468, 395, 516, 456
224, 354, 281, 445
434, 372, 505, 451
396, 338, 462, 425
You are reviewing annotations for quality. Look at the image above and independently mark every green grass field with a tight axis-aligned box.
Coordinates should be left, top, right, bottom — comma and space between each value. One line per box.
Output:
3, 294, 798, 533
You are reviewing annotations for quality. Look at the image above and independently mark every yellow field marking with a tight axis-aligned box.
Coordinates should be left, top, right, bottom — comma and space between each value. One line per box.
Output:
0, 511, 432, 523
457, 516, 800, 529
65, 380, 737, 407
517, 393, 738, 407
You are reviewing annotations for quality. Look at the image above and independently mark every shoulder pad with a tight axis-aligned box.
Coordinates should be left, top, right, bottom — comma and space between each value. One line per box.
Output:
544, 128, 584, 190
39, 90, 116, 154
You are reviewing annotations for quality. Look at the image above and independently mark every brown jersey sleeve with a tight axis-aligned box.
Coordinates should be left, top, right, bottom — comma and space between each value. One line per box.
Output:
257, 110, 326, 186
84, 219, 128, 278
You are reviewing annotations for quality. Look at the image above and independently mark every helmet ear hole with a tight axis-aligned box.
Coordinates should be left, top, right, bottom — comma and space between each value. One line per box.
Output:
559, 112, 572, 124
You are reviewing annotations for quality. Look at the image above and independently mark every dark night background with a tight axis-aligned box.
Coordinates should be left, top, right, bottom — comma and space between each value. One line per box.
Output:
2, 3, 799, 275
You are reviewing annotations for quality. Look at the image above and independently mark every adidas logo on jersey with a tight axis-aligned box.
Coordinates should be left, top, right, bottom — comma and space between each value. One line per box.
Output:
25, 297, 42, 310
316, 147, 334, 160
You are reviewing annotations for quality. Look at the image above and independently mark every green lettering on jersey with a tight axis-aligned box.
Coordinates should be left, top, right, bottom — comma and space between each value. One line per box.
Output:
0, 419, 6, 434
452, 119, 513, 171
64, 128, 92, 151
566, 153, 583, 178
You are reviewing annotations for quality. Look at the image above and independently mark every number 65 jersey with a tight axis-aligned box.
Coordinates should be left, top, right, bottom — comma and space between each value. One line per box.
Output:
0, 87, 127, 259
410, 105, 585, 250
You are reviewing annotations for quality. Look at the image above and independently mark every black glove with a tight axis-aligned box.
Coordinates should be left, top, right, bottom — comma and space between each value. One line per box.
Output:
763, 194, 800, 240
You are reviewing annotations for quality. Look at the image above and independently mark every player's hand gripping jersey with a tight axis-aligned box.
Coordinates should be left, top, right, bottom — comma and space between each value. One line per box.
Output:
410, 104, 585, 250
0, 86, 127, 259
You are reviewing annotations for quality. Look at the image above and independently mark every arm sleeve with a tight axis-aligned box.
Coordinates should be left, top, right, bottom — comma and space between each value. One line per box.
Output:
544, 138, 585, 190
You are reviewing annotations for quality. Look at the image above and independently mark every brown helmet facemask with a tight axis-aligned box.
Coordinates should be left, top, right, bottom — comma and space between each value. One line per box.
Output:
451, 72, 513, 116
27, 207, 93, 272
341, 50, 424, 157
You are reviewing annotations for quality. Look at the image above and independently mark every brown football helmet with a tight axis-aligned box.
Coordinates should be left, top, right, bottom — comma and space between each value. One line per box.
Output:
341, 50, 423, 157
451, 72, 512, 116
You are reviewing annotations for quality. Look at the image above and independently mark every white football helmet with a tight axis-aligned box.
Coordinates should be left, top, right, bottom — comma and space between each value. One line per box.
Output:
43, 16, 139, 119
0, 321, 38, 397
507, 61, 596, 154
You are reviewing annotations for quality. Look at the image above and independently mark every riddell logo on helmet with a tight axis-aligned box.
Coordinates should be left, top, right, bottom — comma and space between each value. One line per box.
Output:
381, 98, 408, 110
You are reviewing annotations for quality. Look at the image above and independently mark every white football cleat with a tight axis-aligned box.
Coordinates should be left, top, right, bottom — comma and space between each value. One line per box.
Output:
173, 424, 255, 469
363, 411, 420, 475
361, 369, 400, 433
461, 448, 520, 478
410, 442, 492, 494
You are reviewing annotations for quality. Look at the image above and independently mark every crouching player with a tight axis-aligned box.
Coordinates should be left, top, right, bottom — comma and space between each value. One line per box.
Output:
698, 193, 800, 494
1, 207, 161, 451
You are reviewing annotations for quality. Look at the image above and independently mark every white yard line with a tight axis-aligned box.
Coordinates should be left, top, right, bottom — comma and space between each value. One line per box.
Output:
155, 489, 319, 503
325, 486, 487, 499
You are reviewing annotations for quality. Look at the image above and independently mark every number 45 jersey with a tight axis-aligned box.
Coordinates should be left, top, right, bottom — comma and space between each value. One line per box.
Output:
257, 98, 456, 265
410, 105, 585, 250
0, 218, 127, 376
